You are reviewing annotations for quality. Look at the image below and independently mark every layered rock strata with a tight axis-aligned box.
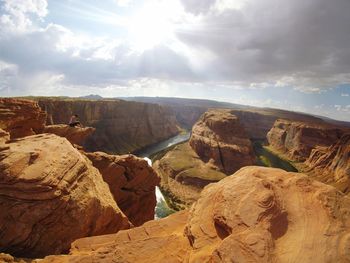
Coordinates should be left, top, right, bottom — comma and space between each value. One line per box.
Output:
0, 98, 46, 139
34, 167, 350, 263
84, 152, 159, 226
189, 109, 255, 175
0, 134, 130, 258
267, 119, 345, 161
305, 133, 350, 193
37, 99, 180, 154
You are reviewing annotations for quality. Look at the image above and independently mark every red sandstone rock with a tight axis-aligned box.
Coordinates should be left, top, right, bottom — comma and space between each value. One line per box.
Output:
267, 119, 345, 161
0, 128, 10, 145
0, 98, 46, 139
189, 109, 255, 175
43, 124, 95, 146
305, 133, 350, 193
84, 152, 159, 226
0, 134, 130, 258
35, 167, 350, 263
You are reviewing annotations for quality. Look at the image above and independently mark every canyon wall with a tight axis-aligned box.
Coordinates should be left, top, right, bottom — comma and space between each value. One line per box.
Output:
0, 98, 46, 138
154, 109, 255, 209
267, 118, 350, 194
37, 99, 180, 154
305, 133, 350, 193
190, 109, 255, 175
267, 119, 345, 161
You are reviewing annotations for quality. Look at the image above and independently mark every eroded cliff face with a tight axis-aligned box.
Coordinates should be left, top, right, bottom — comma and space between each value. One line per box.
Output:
37, 99, 180, 154
34, 167, 350, 263
305, 133, 350, 193
84, 152, 159, 226
154, 109, 255, 209
267, 119, 345, 161
0, 98, 46, 139
190, 109, 255, 175
0, 133, 131, 258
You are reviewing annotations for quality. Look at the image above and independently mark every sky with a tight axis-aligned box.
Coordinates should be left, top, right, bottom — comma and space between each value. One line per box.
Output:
0, 0, 349, 121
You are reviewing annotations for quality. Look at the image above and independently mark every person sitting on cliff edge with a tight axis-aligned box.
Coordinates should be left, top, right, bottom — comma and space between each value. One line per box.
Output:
69, 114, 82, 128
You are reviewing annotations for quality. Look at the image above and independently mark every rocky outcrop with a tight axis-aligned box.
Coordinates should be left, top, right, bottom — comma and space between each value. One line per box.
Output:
84, 152, 159, 226
0, 134, 130, 258
43, 124, 95, 146
36, 167, 350, 263
305, 133, 350, 193
267, 119, 345, 161
154, 143, 226, 210
189, 109, 255, 175
0, 98, 46, 139
37, 99, 180, 154
0, 128, 10, 145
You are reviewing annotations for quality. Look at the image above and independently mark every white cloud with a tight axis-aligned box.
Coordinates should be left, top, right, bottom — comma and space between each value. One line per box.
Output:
341, 93, 349, 97
0, 0, 48, 32
115, 0, 132, 7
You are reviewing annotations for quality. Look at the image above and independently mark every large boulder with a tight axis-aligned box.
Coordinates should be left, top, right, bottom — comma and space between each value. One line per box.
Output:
35, 167, 350, 263
0, 98, 46, 139
0, 134, 130, 258
84, 152, 159, 226
43, 124, 95, 146
267, 119, 345, 161
189, 109, 255, 175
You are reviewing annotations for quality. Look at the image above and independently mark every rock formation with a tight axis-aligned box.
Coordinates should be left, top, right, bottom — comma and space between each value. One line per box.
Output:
37, 98, 180, 154
154, 143, 226, 210
43, 124, 95, 146
305, 133, 350, 193
84, 152, 159, 226
0, 134, 130, 258
189, 109, 255, 175
0, 128, 10, 145
34, 167, 350, 263
0, 98, 46, 139
267, 119, 345, 161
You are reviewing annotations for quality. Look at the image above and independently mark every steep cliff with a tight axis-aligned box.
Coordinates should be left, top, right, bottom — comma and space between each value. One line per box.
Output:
0, 98, 46, 139
267, 119, 345, 161
305, 133, 350, 193
154, 109, 255, 209
190, 109, 255, 174
0, 133, 130, 258
34, 167, 350, 263
84, 152, 159, 226
37, 98, 180, 154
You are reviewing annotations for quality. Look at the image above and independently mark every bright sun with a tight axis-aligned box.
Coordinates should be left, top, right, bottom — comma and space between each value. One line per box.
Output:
127, 1, 181, 51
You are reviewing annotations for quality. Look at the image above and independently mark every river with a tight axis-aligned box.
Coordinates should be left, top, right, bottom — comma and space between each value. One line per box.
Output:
138, 134, 297, 220
253, 140, 298, 172
137, 132, 191, 219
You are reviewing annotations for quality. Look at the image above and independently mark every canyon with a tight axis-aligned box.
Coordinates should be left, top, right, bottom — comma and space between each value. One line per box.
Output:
267, 118, 350, 194
0, 99, 159, 258
36, 98, 180, 154
154, 109, 256, 210
1, 97, 350, 263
